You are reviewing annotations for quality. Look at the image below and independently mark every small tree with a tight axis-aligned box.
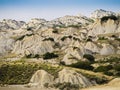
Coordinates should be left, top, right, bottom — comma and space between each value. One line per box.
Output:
43, 52, 58, 59
68, 61, 94, 70
83, 54, 95, 62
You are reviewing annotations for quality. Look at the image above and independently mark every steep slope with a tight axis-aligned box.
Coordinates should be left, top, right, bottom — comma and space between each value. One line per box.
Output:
0, 19, 25, 30
28, 70, 54, 87
88, 18, 120, 36
90, 9, 116, 19
55, 68, 93, 87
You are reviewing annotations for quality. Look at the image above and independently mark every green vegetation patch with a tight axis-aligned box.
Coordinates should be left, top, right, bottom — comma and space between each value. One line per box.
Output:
83, 54, 95, 62
68, 61, 94, 70
43, 52, 59, 59
101, 15, 118, 23
0, 63, 61, 85
50, 82, 80, 90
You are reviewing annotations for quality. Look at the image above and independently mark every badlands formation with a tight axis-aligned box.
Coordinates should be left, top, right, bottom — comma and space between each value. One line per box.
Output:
0, 9, 120, 90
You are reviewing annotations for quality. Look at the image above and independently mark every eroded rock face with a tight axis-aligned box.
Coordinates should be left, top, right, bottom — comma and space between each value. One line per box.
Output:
0, 19, 25, 30
55, 68, 93, 87
28, 69, 93, 88
50, 15, 92, 27
0, 9, 119, 61
12, 35, 55, 56
22, 18, 47, 30
90, 9, 116, 19
88, 19, 120, 36
100, 44, 115, 55
28, 70, 54, 87
85, 42, 100, 53
62, 46, 91, 65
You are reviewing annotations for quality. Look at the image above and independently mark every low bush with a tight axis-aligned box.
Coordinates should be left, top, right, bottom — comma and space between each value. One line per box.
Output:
43, 52, 58, 59
101, 15, 118, 22
43, 37, 54, 42
61, 35, 72, 41
0, 64, 38, 84
94, 65, 113, 72
0, 63, 60, 85
25, 54, 40, 58
86, 38, 92, 42
113, 64, 120, 71
53, 82, 80, 90
83, 54, 95, 62
52, 29, 58, 33
98, 37, 108, 40
68, 61, 94, 70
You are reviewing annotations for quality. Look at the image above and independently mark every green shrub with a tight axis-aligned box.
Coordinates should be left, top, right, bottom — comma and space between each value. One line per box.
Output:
16, 35, 25, 41
60, 61, 65, 65
94, 65, 113, 72
68, 61, 94, 70
67, 25, 80, 28
113, 64, 120, 71
86, 38, 92, 42
43, 37, 54, 42
27, 27, 32, 31
0, 63, 61, 85
61, 36, 68, 41
53, 82, 80, 90
0, 64, 39, 84
83, 54, 95, 62
52, 29, 58, 33
25, 54, 40, 58
43, 52, 58, 59
104, 71, 113, 76
73, 37, 80, 41
101, 15, 118, 22
98, 37, 108, 40
61, 35, 72, 41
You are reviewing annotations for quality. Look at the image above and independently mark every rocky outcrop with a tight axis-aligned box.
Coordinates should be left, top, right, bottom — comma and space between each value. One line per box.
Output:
100, 44, 115, 55
28, 70, 54, 87
0, 19, 25, 30
0, 9, 119, 62
55, 68, 93, 87
50, 15, 92, 27
62, 46, 92, 65
22, 15, 92, 31
90, 9, 116, 19
88, 19, 120, 36
28, 69, 93, 88
85, 42, 100, 53
12, 35, 55, 56
22, 18, 47, 31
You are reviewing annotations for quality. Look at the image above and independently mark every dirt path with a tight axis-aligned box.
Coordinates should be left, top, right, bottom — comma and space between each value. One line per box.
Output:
0, 85, 58, 90
81, 78, 120, 90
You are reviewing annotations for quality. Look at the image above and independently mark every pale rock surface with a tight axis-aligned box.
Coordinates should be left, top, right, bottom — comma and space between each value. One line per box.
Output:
62, 47, 84, 65
51, 15, 92, 27
85, 42, 100, 53
0, 31, 15, 55
28, 70, 54, 87
100, 44, 115, 55
62, 41, 94, 65
88, 19, 120, 36
55, 68, 93, 87
22, 18, 47, 30
0, 19, 25, 30
91, 9, 116, 19
12, 34, 55, 56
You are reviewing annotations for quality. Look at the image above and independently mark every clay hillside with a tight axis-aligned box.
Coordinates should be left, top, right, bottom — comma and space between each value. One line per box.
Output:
0, 9, 120, 90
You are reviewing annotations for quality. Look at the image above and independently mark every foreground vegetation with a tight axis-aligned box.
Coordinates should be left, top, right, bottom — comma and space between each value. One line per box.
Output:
0, 62, 61, 85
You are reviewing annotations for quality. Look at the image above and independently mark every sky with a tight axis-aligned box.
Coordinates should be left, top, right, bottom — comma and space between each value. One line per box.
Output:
0, 0, 120, 21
